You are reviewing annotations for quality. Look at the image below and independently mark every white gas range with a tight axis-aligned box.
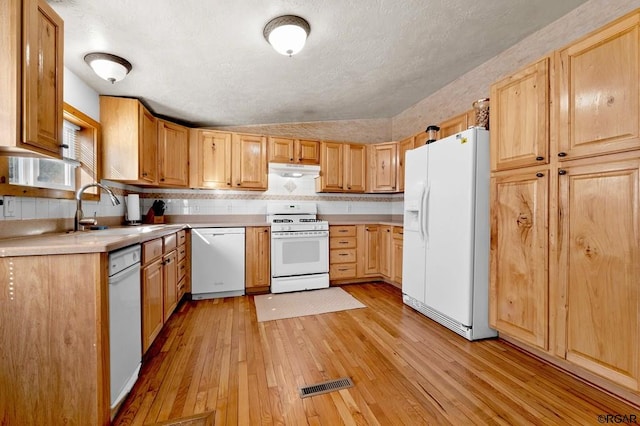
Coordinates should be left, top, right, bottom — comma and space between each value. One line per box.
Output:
267, 203, 329, 293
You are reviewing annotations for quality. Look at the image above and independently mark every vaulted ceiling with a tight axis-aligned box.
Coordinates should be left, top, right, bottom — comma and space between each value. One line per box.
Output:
51, 0, 589, 127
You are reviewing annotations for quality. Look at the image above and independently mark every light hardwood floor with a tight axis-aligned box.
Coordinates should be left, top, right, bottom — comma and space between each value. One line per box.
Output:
114, 283, 638, 425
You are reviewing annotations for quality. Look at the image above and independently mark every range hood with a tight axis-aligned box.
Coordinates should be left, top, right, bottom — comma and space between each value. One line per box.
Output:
268, 163, 320, 178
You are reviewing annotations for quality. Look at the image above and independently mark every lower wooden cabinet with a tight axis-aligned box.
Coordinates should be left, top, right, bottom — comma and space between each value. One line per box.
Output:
330, 224, 402, 287
245, 226, 271, 294
329, 225, 357, 280
141, 230, 189, 353
490, 168, 549, 350
142, 257, 164, 353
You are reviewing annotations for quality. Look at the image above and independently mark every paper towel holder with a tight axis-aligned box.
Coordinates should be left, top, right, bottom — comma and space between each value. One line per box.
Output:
124, 194, 142, 225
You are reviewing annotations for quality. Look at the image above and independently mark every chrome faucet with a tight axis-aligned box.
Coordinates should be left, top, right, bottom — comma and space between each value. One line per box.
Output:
75, 182, 120, 231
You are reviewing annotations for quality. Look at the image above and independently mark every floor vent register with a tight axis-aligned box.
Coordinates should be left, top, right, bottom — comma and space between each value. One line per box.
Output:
299, 377, 354, 398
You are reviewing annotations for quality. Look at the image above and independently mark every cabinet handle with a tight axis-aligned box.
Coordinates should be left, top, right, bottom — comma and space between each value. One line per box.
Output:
535, 156, 544, 161
339, 241, 349, 244
59, 144, 69, 149
339, 230, 348, 233
227, 182, 231, 185
386, 229, 390, 232
290, 157, 294, 161
536, 172, 544, 178
558, 152, 567, 157
338, 268, 349, 272
558, 169, 567, 175
338, 253, 349, 256
264, 229, 269, 233
381, 160, 385, 170
212, 142, 216, 149
347, 186, 351, 190
142, 172, 148, 177
237, 183, 241, 186
160, 178, 165, 181
365, 227, 370, 231
298, 158, 302, 161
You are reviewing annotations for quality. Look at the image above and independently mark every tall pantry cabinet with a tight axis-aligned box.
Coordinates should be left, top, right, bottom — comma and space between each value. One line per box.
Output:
490, 10, 640, 402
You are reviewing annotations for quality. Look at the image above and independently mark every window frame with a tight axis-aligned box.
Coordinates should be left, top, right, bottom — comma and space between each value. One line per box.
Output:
0, 102, 101, 200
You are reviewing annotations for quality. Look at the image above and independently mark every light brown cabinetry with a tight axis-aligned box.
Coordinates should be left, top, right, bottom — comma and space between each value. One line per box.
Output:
0, 0, 64, 158
490, 9, 640, 402
245, 226, 271, 294
177, 230, 189, 300
370, 142, 398, 192
189, 130, 232, 189
397, 136, 414, 192
356, 224, 379, 277
100, 96, 158, 184
556, 13, 640, 161
189, 130, 268, 190
0, 252, 110, 425
232, 133, 268, 190
490, 57, 550, 172
556, 155, 640, 390
157, 119, 189, 186
379, 225, 392, 278
317, 142, 366, 192
490, 168, 549, 350
391, 227, 403, 285
142, 238, 165, 352
438, 110, 474, 139
162, 233, 178, 321
329, 225, 357, 280
269, 136, 320, 164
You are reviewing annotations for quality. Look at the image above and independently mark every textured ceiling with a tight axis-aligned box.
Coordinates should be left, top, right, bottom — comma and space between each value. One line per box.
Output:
51, 0, 588, 127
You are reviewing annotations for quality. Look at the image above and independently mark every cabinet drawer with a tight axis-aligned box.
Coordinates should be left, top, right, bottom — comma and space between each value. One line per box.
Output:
178, 258, 187, 281
330, 237, 356, 249
330, 226, 356, 237
177, 244, 187, 262
177, 230, 187, 246
142, 238, 163, 264
163, 233, 177, 251
330, 263, 357, 279
330, 248, 357, 264
177, 276, 186, 300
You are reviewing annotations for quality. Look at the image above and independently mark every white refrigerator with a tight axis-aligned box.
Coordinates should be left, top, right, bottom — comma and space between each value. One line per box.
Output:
402, 127, 497, 340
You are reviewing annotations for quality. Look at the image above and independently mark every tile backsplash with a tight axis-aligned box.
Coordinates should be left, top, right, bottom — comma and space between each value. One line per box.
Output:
0, 174, 404, 223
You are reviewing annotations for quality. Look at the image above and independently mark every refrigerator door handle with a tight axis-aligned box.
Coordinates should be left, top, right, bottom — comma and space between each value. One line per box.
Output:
423, 185, 431, 243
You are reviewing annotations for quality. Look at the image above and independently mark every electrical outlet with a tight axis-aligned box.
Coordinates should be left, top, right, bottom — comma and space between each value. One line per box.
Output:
3, 196, 16, 217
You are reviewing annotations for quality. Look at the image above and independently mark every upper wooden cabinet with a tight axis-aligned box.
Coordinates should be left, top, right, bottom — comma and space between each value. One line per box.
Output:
438, 110, 474, 139
414, 131, 429, 149
317, 142, 366, 192
490, 57, 550, 172
490, 168, 549, 350
189, 130, 232, 189
556, 13, 640, 161
0, 0, 64, 158
157, 119, 189, 187
397, 136, 414, 192
268, 136, 320, 165
232, 133, 268, 190
369, 142, 398, 192
100, 96, 158, 184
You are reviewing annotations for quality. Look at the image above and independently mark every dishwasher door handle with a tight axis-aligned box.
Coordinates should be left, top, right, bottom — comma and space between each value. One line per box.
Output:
109, 263, 141, 284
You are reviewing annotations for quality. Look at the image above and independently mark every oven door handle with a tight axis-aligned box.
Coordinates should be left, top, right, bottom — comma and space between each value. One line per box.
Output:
271, 232, 329, 239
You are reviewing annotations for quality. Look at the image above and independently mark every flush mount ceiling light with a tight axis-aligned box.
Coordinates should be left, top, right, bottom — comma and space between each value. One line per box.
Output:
263, 15, 310, 56
83, 52, 132, 83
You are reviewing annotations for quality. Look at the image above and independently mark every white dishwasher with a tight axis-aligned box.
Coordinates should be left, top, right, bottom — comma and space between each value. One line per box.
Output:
108, 244, 142, 410
191, 228, 246, 300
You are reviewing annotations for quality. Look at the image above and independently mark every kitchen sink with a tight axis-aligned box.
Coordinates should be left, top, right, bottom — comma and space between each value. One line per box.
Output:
67, 225, 166, 237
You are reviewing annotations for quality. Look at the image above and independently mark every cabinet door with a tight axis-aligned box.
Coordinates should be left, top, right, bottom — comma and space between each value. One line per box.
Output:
379, 226, 392, 278
139, 105, 158, 184
397, 136, 414, 192
269, 137, 295, 163
158, 120, 188, 186
245, 227, 271, 293
142, 258, 164, 353
490, 57, 549, 171
391, 228, 403, 284
192, 130, 232, 189
414, 131, 429, 149
163, 250, 178, 321
557, 14, 640, 160
371, 142, 397, 192
297, 139, 320, 164
357, 225, 379, 277
438, 111, 469, 139
22, 0, 63, 156
558, 157, 640, 390
490, 169, 549, 350
344, 144, 366, 192
319, 142, 344, 191
232, 133, 267, 189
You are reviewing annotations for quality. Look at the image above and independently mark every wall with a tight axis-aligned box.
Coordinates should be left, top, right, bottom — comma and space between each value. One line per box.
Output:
391, 0, 640, 140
